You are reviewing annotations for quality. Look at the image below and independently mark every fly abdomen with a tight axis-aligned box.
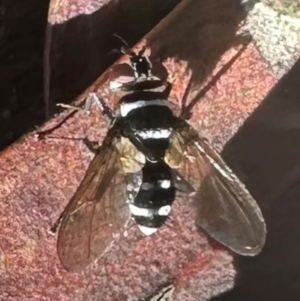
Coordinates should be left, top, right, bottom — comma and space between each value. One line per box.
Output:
127, 160, 176, 235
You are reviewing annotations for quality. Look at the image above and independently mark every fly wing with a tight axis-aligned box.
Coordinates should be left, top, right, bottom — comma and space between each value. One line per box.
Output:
56, 132, 130, 271
166, 124, 266, 256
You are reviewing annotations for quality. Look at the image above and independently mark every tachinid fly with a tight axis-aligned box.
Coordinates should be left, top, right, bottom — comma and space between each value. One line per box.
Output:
49, 39, 266, 271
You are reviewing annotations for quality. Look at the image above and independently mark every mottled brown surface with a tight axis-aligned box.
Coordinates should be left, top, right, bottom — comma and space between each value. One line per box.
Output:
2, 0, 299, 300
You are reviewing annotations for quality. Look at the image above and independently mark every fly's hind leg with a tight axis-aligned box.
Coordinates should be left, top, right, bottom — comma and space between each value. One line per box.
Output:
82, 137, 99, 154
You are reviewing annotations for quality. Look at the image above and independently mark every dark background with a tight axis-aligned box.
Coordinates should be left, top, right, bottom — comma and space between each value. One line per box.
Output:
215, 57, 300, 301
0, 0, 182, 150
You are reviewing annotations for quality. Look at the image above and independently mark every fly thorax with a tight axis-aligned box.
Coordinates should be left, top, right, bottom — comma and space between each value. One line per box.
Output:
118, 97, 176, 133
118, 98, 176, 159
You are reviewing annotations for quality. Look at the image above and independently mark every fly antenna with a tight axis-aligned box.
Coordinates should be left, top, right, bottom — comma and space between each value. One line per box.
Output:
108, 34, 135, 57
113, 33, 130, 47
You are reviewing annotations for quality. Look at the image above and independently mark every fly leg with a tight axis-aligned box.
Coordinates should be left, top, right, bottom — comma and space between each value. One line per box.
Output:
55, 92, 101, 114
88, 92, 115, 121
50, 210, 65, 233
56, 93, 115, 124
34, 110, 78, 140
35, 96, 91, 140
82, 137, 99, 154
35, 93, 114, 140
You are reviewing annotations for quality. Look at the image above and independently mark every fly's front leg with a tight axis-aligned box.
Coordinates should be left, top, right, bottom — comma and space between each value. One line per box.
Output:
35, 93, 114, 140
56, 92, 111, 117
88, 93, 115, 122
60, 92, 115, 124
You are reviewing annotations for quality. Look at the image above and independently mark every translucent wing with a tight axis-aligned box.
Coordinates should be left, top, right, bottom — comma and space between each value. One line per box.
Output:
56, 133, 130, 271
165, 123, 266, 256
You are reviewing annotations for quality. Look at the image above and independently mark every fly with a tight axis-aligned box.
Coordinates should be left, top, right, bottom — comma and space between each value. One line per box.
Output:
48, 38, 266, 271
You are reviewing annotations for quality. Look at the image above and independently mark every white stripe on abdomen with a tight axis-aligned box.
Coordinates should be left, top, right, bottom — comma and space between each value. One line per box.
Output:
136, 128, 172, 139
138, 225, 158, 235
120, 99, 169, 117
129, 204, 154, 217
129, 204, 172, 217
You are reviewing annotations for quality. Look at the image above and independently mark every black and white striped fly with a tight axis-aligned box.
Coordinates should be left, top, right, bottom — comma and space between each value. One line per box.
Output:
50, 41, 266, 271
